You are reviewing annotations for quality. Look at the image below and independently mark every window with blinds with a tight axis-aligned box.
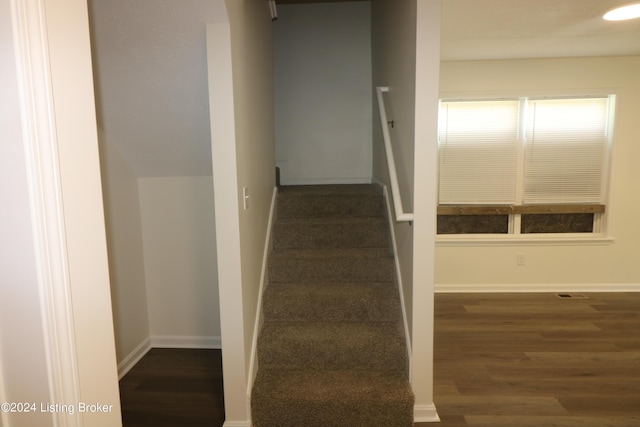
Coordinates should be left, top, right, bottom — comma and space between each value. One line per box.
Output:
523, 98, 610, 204
438, 100, 520, 204
437, 96, 614, 236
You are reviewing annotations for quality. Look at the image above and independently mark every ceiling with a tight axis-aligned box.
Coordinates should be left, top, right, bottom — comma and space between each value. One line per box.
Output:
88, 0, 640, 178
441, 0, 640, 61
278, 0, 640, 60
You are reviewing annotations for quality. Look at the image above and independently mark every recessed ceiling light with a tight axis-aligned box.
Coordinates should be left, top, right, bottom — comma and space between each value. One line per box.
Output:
603, 2, 640, 21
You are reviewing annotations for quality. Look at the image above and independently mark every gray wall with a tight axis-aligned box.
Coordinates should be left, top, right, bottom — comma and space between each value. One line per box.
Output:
274, 1, 373, 185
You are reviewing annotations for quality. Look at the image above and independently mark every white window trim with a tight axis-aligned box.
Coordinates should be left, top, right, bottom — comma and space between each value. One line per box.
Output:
436, 91, 617, 246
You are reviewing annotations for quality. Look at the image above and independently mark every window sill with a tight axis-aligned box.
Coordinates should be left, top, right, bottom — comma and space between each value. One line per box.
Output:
436, 234, 615, 247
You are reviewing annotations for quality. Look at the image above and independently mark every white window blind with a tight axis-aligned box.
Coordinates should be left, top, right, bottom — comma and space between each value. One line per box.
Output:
438, 100, 520, 204
523, 98, 609, 204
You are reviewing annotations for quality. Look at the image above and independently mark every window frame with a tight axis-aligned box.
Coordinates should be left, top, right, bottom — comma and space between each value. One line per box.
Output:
435, 92, 617, 246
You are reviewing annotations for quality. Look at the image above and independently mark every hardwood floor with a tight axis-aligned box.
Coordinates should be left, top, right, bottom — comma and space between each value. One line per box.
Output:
119, 348, 225, 426
429, 292, 640, 427
119, 293, 640, 426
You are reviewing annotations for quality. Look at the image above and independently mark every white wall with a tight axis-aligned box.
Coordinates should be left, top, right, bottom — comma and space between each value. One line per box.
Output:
411, 1, 441, 421
372, 0, 417, 335
0, 1, 54, 423
3, 0, 122, 425
99, 134, 150, 363
226, 0, 276, 374
372, 0, 441, 422
208, 1, 275, 424
436, 56, 640, 291
138, 177, 220, 343
87, 0, 227, 178
274, 1, 372, 185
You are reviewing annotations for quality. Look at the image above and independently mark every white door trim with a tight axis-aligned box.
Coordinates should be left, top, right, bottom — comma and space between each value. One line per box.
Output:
10, 1, 82, 425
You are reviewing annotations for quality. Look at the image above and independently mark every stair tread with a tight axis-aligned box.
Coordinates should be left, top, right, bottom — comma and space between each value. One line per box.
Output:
254, 367, 412, 399
277, 186, 385, 219
273, 217, 389, 250
259, 321, 404, 342
278, 184, 382, 196
263, 281, 401, 322
268, 248, 394, 283
258, 321, 406, 369
275, 216, 386, 225
270, 247, 392, 257
252, 368, 414, 426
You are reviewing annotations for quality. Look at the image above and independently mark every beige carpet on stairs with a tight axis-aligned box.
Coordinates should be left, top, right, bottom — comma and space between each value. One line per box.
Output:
251, 184, 414, 426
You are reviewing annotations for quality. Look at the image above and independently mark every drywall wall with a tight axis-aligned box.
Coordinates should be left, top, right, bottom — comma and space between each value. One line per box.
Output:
138, 176, 220, 343
372, 0, 417, 334
207, 19, 247, 425
411, 1, 441, 421
99, 134, 150, 363
87, 0, 227, 178
372, 0, 441, 422
207, 1, 275, 423
437, 56, 640, 290
0, 1, 54, 423
226, 0, 276, 372
274, 1, 372, 185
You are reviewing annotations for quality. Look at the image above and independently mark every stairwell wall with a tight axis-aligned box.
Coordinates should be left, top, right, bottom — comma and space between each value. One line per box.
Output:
207, 1, 275, 424
372, 0, 417, 338
225, 0, 276, 385
273, 1, 373, 185
372, 0, 441, 421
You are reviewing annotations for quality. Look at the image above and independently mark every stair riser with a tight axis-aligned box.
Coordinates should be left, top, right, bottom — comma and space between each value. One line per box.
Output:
257, 326, 407, 371
251, 368, 414, 427
268, 255, 394, 283
277, 195, 384, 219
251, 400, 414, 427
262, 283, 401, 323
273, 221, 389, 250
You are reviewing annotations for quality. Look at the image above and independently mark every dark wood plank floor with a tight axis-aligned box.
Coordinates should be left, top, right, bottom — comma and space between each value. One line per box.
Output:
119, 348, 225, 426
429, 292, 640, 427
120, 293, 640, 426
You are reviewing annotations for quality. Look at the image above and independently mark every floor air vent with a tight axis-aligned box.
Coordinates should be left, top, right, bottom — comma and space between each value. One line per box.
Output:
556, 293, 588, 299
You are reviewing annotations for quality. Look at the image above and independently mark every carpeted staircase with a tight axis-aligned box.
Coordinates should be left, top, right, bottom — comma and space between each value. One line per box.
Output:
251, 184, 414, 426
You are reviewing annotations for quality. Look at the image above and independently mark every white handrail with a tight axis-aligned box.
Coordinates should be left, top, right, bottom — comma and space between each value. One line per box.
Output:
376, 86, 414, 222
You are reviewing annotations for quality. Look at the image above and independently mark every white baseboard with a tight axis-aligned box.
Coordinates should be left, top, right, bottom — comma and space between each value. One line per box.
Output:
150, 335, 222, 349
435, 283, 640, 293
371, 177, 386, 189
118, 335, 222, 379
381, 185, 413, 376
222, 421, 251, 427
414, 403, 440, 423
118, 337, 152, 379
248, 186, 278, 397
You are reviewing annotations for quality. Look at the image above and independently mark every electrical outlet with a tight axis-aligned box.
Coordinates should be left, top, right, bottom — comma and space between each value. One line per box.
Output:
517, 253, 526, 266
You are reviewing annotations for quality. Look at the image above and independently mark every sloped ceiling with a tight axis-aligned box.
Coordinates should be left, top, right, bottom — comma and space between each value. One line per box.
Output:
89, 0, 227, 177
